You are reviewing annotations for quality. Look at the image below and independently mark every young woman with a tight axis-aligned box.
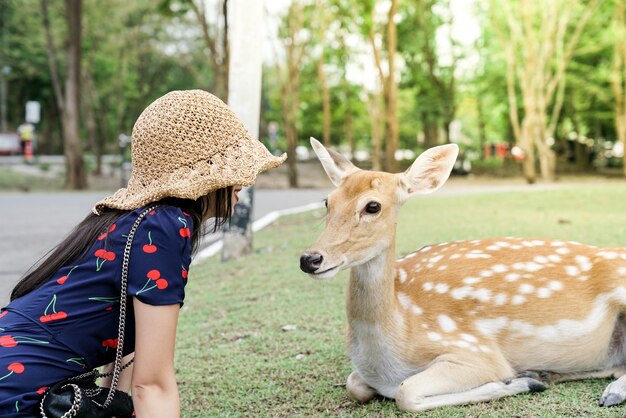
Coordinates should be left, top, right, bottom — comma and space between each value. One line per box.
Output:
0, 90, 285, 417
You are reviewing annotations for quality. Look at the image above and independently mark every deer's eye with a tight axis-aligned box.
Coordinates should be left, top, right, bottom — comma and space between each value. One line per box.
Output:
365, 201, 381, 214
323, 198, 328, 209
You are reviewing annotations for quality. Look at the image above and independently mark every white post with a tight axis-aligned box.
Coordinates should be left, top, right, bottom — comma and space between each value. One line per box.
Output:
222, 0, 264, 261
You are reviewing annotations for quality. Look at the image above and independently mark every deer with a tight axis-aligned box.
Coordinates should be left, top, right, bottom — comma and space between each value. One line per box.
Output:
299, 137, 626, 412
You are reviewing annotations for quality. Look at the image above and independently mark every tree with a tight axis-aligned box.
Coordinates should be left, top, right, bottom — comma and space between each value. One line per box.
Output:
276, 1, 308, 188
491, 0, 602, 183
613, 0, 626, 176
41, 0, 87, 189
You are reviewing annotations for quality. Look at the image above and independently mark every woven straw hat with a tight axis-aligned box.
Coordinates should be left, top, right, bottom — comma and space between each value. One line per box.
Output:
93, 90, 286, 215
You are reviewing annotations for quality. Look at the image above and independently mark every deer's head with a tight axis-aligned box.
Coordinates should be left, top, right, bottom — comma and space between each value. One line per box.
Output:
300, 138, 459, 279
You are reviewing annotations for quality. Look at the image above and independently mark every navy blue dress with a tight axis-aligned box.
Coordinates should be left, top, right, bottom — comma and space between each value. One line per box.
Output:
0, 205, 192, 416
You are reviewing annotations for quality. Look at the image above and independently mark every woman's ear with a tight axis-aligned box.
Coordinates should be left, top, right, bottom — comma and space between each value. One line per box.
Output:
397, 144, 459, 202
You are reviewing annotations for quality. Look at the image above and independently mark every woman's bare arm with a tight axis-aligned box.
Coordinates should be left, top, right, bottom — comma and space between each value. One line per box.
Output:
131, 298, 180, 418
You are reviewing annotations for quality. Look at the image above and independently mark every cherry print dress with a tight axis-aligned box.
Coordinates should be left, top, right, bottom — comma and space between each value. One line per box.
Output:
0, 205, 192, 416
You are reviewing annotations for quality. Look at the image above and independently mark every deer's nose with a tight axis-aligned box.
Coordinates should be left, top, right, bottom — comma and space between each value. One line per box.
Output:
300, 253, 324, 273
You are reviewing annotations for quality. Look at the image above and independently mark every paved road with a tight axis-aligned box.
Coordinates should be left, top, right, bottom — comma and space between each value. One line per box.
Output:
0, 189, 331, 306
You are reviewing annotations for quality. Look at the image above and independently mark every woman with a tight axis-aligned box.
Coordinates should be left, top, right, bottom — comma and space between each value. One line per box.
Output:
0, 90, 286, 417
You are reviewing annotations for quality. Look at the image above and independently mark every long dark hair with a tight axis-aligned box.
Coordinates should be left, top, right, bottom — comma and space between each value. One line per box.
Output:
10, 188, 232, 301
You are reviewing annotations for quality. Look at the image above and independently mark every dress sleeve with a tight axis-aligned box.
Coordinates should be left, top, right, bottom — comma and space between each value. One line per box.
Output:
127, 206, 192, 306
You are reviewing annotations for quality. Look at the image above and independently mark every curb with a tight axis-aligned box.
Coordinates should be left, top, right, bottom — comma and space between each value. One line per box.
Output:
194, 202, 325, 261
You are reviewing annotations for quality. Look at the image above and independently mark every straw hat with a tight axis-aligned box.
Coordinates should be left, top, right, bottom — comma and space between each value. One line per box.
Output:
93, 90, 286, 215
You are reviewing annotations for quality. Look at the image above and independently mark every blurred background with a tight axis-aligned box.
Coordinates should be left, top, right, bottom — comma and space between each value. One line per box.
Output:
0, 0, 624, 190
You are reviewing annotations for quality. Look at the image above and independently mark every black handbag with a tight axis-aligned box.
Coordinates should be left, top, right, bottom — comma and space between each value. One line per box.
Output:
39, 205, 158, 418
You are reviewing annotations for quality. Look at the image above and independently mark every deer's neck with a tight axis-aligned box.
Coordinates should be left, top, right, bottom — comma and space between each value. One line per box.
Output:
347, 242, 397, 324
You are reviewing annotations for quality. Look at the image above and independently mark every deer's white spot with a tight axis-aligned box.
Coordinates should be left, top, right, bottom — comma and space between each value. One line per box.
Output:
427, 332, 443, 341
480, 270, 494, 277
397, 292, 412, 310
621, 253, 626, 260
511, 245, 523, 250
479, 345, 493, 353
532, 240, 545, 246
599, 251, 619, 260
398, 269, 407, 283
524, 262, 544, 272
463, 277, 481, 285
511, 295, 527, 305
551, 241, 565, 247
534, 256, 549, 264
421, 324, 428, 329
487, 245, 500, 251
505, 273, 521, 282
435, 283, 449, 294
411, 305, 423, 315
470, 240, 481, 244
450, 254, 461, 260
453, 340, 471, 348
451, 286, 474, 300
522, 241, 535, 247
437, 265, 448, 271
438, 315, 457, 333
492, 264, 509, 273
618, 267, 626, 276
565, 265, 580, 277
548, 254, 562, 263
494, 293, 508, 306
556, 247, 571, 255
548, 280, 564, 291
466, 253, 491, 259
423, 282, 434, 291
519, 283, 535, 294
429, 255, 444, 264
473, 288, 492, 302
461, 333, 478, 343
495, 241, 511, 247
537, 288, 552, 298
512, 262, 525, 270
475, 317, 509, 336
419, 246, 432, 253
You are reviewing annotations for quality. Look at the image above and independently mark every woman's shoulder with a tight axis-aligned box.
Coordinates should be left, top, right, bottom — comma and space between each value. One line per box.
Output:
135, 204, 193, 236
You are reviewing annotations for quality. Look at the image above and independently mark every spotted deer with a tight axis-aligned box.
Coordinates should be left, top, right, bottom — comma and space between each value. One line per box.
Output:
299, 137, 626, 412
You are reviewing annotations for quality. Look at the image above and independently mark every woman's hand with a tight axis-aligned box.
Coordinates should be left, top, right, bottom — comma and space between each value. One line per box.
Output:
131, 298, 181, 418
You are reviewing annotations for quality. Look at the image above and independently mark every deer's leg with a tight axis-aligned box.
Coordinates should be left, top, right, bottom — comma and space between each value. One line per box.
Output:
346, 370, 376, 403
599, 375, 626, 407
518, 366, 626, 384
395, 354, 545, 412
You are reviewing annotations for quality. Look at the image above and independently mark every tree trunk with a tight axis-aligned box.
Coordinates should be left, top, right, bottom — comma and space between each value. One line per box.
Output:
345, 109, 354, 161
367, 92, 383, 171
83, 67, 101, 175
318, 58, 331, 147
477, 93, 486, 160
64, 0, 86, 189
384, 0, 399, 172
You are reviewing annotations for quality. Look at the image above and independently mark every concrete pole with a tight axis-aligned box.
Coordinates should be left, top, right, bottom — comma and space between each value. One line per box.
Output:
221, 0, 264, 261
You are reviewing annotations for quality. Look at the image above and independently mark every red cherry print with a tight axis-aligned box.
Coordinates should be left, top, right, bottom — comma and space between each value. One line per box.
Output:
105, 306, 113, 311
103, 251, 116, 261
8, 362, 24, 373
40, 311, 68, 323
182, 211, 190, 216
108, 224, 116, 233
179, 228, 191, 238
181, 269, 188, 279
149, 210, 155, 215
102, 338, 119, 348
94, 249, 106, 258
37, 386, 48, 395
147, 269, 161, 281
0, 311, 7, 319
0, 335, 17, 347
98, 233, 108, 241
57, 276, 67, 285
143, 244, 157, 253
156, 278, 168, 290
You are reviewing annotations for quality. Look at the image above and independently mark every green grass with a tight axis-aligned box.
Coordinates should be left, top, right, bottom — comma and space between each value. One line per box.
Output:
0, 166, 63, 191
177, 184, 626, 417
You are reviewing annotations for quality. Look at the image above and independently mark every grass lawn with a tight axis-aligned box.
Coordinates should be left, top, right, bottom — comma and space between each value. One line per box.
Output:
177, 184, 626, 417
0, 166, 64, 191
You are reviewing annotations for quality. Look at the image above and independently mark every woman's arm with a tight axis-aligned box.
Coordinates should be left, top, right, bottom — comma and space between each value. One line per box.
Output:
101, 353, 134, 391
131, 298, 181, 418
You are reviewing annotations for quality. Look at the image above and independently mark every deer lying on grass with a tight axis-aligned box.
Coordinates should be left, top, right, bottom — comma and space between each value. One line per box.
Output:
300, 137, 626, 412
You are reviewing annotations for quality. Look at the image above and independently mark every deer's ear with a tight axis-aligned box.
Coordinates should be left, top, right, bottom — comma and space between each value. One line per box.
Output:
310, 137, 357, 187
398, 144, 459, 201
